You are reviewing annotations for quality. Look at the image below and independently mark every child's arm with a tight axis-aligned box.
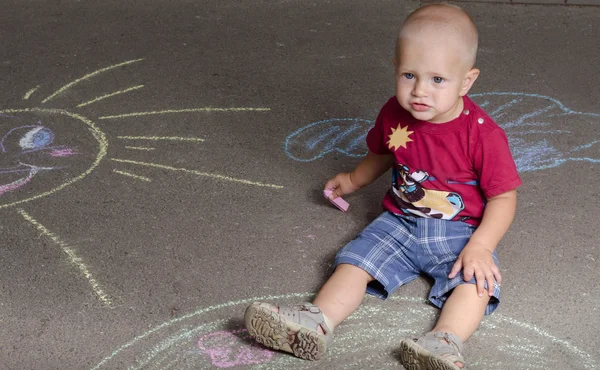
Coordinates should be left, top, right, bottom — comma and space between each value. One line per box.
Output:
324, 151, 394, 199
448, 189, 517, 297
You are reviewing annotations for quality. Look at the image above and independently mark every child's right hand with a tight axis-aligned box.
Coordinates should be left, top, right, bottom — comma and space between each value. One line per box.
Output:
324, 172, 360, 199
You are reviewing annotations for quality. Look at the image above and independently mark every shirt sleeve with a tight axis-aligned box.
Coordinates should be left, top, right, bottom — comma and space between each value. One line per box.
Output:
366, 105, 391, 155
474, 128, 522, 199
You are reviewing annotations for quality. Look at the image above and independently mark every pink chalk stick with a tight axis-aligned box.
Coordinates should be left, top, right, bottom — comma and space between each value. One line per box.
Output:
324, 189, 349, 212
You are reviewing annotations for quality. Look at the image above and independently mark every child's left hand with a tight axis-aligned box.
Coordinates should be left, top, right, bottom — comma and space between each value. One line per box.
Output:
448, 241, 501, 297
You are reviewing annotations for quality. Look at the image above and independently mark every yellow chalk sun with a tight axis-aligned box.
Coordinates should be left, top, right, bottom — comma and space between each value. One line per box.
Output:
1, 58, 281, 307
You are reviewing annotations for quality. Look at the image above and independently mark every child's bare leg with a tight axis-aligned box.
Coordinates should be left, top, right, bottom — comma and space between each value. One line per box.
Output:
432, 284, 489, 342
259, 263, 374, 334
415, 284, 489, 368
399, 284, 489, 369
245, 264, 374, 360
313, 263, 375, 329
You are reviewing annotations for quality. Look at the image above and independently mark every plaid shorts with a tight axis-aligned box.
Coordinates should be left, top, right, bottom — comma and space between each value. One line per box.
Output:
334, 212, 501, 315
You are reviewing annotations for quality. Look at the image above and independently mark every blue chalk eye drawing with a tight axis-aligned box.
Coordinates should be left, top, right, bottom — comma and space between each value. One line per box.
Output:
1, 122, 57, 154
20, 126, 55, 150
284, 92, 599, 173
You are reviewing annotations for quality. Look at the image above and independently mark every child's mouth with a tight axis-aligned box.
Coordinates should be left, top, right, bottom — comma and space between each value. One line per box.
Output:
411, 103, 430, 112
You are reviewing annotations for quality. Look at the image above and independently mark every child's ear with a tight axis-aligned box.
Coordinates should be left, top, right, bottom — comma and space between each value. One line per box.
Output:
460, 68, 480, 96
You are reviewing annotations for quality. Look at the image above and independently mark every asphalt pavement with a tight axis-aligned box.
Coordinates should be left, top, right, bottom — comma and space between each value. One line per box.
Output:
0, 1, 598, 369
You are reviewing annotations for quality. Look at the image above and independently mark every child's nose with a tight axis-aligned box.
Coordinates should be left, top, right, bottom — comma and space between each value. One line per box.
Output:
412, 80, 428, 97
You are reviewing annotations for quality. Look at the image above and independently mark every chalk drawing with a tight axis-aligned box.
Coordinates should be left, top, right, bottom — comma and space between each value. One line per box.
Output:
98, 107, 271, 120
125, 146, 156, 151
77, 85, 145, 108
49, 148, 76, 157
284, 118, 372, 162
197, 329, 274, 368
91, 293, 596, 369
284, 92, 599, 173
0, 59, 279, 209
117, 136, 206, 142
41, 59, 145, 104
112, 169, 152, 182
110, 158, 284, 189
23, 85, 41, 100
0, 108, 106, 209
1, 59, 278, 307
17, 208, 115, 307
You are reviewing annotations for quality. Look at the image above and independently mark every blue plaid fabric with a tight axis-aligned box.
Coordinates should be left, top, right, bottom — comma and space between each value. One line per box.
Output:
334, 212, 501, 315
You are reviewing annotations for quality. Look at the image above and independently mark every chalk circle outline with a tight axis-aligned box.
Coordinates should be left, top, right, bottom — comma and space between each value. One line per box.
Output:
91, 293, 596, 370
0, 107, 107, 209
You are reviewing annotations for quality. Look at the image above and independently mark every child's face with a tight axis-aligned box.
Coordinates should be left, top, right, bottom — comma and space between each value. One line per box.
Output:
394, 34, 477, 123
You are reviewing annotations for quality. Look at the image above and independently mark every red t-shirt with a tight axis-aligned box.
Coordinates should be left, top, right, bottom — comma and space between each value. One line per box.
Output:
367, 96, 522, 226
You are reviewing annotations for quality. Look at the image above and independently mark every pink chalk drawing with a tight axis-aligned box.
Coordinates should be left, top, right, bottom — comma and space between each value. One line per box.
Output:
0, 170, 36, 196
197, 329, 274, 368
49, 148, 76, 157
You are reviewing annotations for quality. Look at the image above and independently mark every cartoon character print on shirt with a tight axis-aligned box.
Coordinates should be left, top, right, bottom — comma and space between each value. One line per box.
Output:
391, 164, 465, 220
386, 123, 464, 220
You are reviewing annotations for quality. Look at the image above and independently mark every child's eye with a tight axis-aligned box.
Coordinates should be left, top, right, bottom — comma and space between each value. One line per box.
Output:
433, 76, 444, 83
403, 73, 415, 79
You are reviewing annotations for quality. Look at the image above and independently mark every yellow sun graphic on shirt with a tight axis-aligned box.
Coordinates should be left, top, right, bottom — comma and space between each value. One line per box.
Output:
387, 124, 413, 151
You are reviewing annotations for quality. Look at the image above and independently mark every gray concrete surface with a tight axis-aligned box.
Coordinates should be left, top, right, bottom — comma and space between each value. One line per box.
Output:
434, 0, 600, 5
0, 1, 598, 369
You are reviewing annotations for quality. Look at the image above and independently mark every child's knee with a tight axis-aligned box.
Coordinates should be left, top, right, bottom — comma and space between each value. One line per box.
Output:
334, 263, 375, 283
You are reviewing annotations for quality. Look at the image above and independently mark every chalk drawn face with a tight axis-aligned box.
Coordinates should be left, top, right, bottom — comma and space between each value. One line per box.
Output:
394, 35, 477, 123
0, 109, 105, 208
0, 59, 274, 214
2, 59, 275, 308
284, 93, 599, 173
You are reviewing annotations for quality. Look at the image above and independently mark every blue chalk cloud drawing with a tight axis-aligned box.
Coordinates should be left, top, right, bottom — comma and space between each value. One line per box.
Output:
284, 92, 599, 172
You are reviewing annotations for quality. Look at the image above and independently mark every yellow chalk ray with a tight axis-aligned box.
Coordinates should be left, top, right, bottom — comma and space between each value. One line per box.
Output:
98, 107, 270, 120
42, 58, 144, 104
23, 85, 41, 100
17, 209, 116, 307
110, 158, 283, 189
125, 146, 156, 151
118, 136, 204, 142
113, 169, 151, 182
77, 85, 145, 108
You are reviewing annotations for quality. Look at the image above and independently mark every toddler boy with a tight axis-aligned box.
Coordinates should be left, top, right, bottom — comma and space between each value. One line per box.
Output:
245, 3, 521, 369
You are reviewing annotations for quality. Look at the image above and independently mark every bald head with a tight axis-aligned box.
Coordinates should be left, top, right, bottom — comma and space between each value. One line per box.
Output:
397, 4, 479, 69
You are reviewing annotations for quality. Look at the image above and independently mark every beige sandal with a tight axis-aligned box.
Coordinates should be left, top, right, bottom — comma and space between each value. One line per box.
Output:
244, 302, 333, 360
399, 331, 465, 370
